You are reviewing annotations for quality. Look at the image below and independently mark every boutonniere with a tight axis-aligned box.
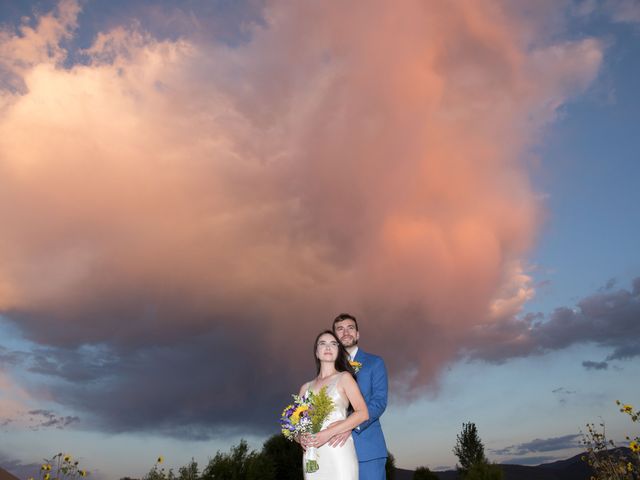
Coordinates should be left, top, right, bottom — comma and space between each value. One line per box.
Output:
349, 360, 362, 373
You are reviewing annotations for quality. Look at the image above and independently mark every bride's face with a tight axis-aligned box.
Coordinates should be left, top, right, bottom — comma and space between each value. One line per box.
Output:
316, 333, 339, 362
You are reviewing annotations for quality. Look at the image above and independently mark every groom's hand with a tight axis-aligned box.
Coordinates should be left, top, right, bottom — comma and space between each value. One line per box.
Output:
327, 430, 351, 447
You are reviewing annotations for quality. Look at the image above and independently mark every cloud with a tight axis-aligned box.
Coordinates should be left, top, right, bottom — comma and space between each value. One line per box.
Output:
0, 368, 34, 427
467, 278, 640, 365
573, 0, 640, 24
501, 455, 560, 465
605, 0, 640, 24
551, 387, 576, 394
0, 0, 604, 436
0, 0, 80, 92
492, 433, 582, 455
26, 409, 80, 430
582, 360, 608, 370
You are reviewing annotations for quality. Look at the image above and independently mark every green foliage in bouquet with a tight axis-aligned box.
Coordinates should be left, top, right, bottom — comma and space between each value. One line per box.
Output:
309, 386, 335, 434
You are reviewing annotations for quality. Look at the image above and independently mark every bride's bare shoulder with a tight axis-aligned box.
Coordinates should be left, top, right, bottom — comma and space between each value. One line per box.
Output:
299, 380, 313, 396
338, 371, 355, 385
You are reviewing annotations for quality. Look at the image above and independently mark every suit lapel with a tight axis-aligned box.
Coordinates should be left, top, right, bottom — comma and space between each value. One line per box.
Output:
354, 349, 366, 388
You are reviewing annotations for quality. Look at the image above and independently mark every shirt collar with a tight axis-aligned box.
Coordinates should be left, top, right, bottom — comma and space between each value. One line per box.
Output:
349, 346, 359, 360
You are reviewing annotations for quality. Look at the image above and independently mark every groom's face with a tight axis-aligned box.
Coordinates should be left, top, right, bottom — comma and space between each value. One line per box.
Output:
334, 319, 359, 348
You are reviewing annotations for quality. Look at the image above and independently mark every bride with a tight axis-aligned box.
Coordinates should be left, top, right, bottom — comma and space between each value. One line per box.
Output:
298, 330, 369, 479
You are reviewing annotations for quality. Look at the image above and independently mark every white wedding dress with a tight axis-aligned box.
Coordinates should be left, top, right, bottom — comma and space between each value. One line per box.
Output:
304, 373, 358, 479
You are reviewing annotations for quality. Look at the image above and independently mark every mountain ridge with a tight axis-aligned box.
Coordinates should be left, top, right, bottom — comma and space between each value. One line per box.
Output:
393, 449, 628, 480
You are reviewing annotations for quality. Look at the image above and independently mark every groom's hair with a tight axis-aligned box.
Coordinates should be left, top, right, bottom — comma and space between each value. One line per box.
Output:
333, 313, 358, 331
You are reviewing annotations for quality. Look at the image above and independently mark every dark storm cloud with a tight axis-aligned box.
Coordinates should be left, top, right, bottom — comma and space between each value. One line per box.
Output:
467, 278, 640, 365
2, 324, 312, 437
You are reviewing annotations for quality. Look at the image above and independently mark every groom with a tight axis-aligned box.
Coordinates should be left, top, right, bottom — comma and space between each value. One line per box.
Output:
330, 313, 388, 480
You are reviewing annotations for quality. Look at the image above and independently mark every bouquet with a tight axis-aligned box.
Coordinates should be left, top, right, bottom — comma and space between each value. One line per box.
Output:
280, 386, 335, 473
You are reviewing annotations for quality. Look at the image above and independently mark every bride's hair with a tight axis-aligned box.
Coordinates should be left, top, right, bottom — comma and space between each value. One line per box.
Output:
314, 330, 356, 379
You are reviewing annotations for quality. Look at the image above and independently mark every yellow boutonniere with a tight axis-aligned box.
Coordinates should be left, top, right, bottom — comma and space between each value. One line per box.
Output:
349, 360, 362, 373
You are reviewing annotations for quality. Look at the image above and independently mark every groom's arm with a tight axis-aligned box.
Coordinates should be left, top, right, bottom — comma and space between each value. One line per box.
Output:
356, 356, 388, 433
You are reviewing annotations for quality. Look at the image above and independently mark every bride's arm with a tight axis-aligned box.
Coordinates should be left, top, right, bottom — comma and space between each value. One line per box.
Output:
314, 374, 368, 444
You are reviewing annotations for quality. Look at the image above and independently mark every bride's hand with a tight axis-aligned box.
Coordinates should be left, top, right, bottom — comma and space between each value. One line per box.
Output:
312, 430, 332, 448
299, 433, 312, 451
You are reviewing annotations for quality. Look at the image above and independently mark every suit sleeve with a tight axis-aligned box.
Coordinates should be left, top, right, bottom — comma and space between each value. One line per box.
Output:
357, 356, 388, 432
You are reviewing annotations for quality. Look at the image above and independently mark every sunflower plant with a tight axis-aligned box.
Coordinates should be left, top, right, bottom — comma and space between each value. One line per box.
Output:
581, 400, 640, 480
34, 453, 88, 480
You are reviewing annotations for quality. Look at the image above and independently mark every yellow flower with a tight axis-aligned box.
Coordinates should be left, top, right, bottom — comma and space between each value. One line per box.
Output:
623, 404, 634, 413
63, 455, 71, 463
44, 474, 50, 480
628, 462, 634, 472
79, 470, 87, 477
291, 405, 309, 424
157, 456, 164, 464
630, 440, 640, 452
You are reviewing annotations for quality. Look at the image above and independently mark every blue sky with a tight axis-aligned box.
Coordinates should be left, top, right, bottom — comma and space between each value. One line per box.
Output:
1, 1, 639, 478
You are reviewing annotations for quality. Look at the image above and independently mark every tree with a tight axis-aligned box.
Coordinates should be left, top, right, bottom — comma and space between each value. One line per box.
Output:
453, 422, 488, 477
413, 466, 439, 480
261, 434, 303, 480
143, 464, 175, 480
201, 439, 274, 480
177, 459, 198, 480
385, 450, 396, 480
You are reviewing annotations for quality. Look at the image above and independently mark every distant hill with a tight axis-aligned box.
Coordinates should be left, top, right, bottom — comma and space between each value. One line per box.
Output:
393, 450, 628, 480
0, 467, 20, 480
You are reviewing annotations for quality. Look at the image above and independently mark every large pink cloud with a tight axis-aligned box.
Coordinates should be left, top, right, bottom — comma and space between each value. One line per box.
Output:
0, 0, 604, 433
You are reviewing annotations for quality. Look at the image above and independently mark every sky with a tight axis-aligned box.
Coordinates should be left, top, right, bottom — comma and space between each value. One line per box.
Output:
0, 0, 639, 478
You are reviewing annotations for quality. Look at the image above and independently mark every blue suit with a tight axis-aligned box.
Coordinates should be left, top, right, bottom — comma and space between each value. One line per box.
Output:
352, 348, 388, 480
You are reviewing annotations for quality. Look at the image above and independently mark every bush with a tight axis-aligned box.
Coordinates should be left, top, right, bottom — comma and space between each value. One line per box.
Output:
465, 462, 503, 480
386, 451, 396, 480
200, 440, 274, 480
413, 466, 439, 480
261, 434, 302, 480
